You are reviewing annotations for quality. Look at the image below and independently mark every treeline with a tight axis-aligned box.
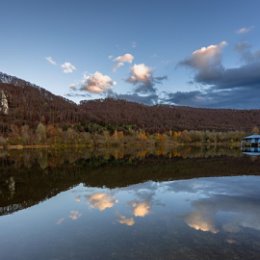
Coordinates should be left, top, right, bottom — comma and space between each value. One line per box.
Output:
0, 122, 246, 149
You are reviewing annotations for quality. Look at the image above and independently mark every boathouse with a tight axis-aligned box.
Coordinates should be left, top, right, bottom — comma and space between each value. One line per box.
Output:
241, 134, 260, 147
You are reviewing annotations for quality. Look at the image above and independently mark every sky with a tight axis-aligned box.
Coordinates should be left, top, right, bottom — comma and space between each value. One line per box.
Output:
1, 0, 260, 108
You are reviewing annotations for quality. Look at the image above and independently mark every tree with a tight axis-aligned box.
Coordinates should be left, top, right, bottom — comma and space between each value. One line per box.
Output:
36, 123, 46, 144
252, 126, 259, 134
21, 125, 30, 145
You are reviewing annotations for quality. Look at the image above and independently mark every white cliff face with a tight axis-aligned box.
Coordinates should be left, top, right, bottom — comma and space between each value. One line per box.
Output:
0, 72, 38, 88
0, 90, 9, 115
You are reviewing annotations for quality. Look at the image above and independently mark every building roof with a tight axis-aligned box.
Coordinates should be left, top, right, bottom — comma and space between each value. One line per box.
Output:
243, 134, 260, 139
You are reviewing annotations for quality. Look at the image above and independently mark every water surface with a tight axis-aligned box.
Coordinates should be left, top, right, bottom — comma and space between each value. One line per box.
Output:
0, 148, 260, 260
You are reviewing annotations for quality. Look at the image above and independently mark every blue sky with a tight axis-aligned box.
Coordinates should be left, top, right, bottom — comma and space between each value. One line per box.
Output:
1, 0, 260, 108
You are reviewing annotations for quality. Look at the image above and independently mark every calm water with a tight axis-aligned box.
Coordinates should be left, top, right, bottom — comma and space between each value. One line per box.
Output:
1, 148, 260, 260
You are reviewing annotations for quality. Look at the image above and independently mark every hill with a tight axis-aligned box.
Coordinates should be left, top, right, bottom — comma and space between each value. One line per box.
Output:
0, 72, 260, 133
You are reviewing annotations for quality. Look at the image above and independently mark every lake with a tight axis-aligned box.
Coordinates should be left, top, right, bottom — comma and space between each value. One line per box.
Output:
1, 147, 260, 260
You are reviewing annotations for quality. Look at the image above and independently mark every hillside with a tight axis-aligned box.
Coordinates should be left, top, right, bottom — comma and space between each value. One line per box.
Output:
0, 72, 78, 133
1, 72, 260, 133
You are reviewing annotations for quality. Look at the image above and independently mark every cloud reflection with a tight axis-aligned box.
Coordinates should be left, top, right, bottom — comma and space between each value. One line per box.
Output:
69, 210, 82, 220
185, 211, 219, 234
87, 193, 116, 211
131, 201, 150, 217
118, 215, 135, 226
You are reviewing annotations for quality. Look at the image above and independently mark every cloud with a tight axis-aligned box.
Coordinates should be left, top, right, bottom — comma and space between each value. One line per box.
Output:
56, 218, 65, 225
179, 41, 227, 75
69, 210, 82, 220
169, 41, 260, 108
69, 83, 77, 90
113, 93, 159, 105
81, 72, 116, 94
107, 63, 166, 105
113, 53, 134, 71
235, 42, 260, 63
45, 56, 56, 65
131, 201, 150, 217
61, 62, 76, 73
128, 63, 152, 84
132, 41, 137, 49
66, 93, 91, 98
236, 26, 254, 34
185, 211, 219, 234
88, 192, 116, 211
127, 63, 167, 95
75, 196, 81, 203
118, 215, 135, 226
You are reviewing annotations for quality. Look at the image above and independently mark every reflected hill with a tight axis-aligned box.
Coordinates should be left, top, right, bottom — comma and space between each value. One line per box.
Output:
1, 146, 260, 216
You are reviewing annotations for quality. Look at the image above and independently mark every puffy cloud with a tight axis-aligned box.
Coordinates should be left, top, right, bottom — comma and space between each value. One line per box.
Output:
128, 63, 152, 84
88, 192, 116, 211
236, 26, 254, 34
131, 201, 150, 217
113, 53, 134, 71
126, 63, 167, 99
61, 62, 76, 73
81, 72, 115, 94
118, 215, 135, 226
179, 41, 227, 72
46, 56, 56, 65
104, 63, 166, 105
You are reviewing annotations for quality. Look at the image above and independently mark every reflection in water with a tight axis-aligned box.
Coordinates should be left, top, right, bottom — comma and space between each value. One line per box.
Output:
56, 218, 65, 225
118, 215, 135, 226
131, 201, 151, 217
242, 147, 260, 156
75, 196, 81, 203
69, 210, 82, 220
1, 147, 260, 260
0, 176, 260, 260
87, 192, 117, 211
185, 211, 219, 234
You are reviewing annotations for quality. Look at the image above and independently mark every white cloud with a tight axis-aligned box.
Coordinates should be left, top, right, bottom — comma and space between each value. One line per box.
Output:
185, 41, 227, 70
81, 71, 115, 94
128, 63, 152, 83
45, 56, 56, 65
113, 53, 134, 71
236, 26, 254, 34
61, 62, 76, 73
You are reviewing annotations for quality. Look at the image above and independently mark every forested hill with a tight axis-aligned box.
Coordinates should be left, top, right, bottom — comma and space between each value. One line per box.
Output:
1, 72, 260, 133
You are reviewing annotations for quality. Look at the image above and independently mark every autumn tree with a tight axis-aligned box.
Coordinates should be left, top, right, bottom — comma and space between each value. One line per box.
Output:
36, 123, 47, 144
